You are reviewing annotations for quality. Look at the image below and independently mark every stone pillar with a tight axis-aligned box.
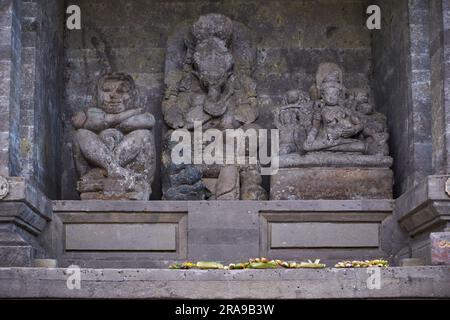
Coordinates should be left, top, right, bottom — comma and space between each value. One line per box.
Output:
0, 0, 22, 177
372, 0, 432, 196
0, 0, 64, 267
430, 0, 450, 175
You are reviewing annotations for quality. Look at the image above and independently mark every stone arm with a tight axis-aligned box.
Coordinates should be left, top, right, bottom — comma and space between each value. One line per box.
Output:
104, 108, 143, 127
72, 108, 142, 132
116, 113, 156, 133
305, 101, 323, 145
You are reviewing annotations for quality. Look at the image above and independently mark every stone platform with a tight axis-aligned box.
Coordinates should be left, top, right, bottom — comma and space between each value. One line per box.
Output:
52, 200, 392, 268
0, 267, 448, 299
271, 154, 394, 200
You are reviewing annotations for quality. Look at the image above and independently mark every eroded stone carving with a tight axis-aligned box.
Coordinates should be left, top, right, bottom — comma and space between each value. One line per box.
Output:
0, 176, 9, 200
276, 63, 390, 158
162, 13, 267, 200
271, 63, 393, 200
72, 73, 155, 200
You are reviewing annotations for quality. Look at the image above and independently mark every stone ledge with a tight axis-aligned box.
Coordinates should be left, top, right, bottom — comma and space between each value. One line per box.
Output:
2, 177, 52, 221
0, 267, 448, 299
395, 175, 450, 236
279, 153, 393, 168
53, 199, 393, 212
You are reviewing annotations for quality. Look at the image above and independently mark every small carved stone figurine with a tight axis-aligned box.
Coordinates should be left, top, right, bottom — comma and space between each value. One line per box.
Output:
72, 73, 156, 200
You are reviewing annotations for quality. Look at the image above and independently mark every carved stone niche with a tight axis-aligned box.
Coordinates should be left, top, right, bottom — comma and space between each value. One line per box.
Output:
161, 13, 267, 201
271, 63, 393, 200
72, 73, 156, 200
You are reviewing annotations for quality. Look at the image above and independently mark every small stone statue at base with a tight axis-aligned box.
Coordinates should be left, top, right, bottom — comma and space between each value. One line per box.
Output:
72, 73, 155, 200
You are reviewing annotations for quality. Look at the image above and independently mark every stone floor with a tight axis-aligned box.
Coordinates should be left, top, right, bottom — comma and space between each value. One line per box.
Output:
0, 267, 448, 299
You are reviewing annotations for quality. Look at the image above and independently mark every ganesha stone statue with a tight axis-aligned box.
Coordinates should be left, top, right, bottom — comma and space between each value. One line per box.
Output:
161, 13, 267, 200
72, 72, 155, 200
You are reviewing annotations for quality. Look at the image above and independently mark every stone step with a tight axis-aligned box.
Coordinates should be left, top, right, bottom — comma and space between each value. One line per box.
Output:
0, 266, 448, 299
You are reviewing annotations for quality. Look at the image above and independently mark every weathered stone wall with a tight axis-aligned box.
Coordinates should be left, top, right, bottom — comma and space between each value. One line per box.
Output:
31, 0, 65, 199
0, 0, 65, 199
62, 0, 373, 200
372, 0, 432, 197
0, 0, 21, 177
430, 0, 450, 175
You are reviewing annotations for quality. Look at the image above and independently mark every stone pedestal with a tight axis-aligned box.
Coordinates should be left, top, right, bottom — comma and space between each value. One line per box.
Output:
270, 153, 393, 200
0, 177, 53, 267
395, 175, 450, 264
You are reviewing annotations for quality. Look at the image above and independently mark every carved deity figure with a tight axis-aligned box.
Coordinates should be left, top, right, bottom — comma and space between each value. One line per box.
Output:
347, 88, 390, 156
304, 63, 366, 153
274, 90, 312, 156
72, 73, 155, 200
275, 62, 390, 159
161, 13, 267, 200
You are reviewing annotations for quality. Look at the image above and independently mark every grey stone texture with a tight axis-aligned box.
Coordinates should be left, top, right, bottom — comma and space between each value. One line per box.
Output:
430, 232, 450, 265
0, 266, 449, 299
372, 0, 433, 197
65, 223, 177, 251
0, 0, 65, 199
270, 222, 379, 248
430, 0, 450, 175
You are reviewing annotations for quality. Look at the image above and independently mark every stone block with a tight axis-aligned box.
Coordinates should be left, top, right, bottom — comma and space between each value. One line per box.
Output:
0, 246, 32, 267
65, 223, 177, 251
270, 222, 379, 248
271, 167, 393, 200
431, 232, 450, 265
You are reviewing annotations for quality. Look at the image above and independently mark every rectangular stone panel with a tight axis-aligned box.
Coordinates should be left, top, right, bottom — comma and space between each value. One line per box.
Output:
271, 168, 393, 200
270, 222, 379, 248
65, 223, 177, 251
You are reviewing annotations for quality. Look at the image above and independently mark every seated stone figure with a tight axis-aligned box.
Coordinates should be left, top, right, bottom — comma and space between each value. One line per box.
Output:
161, 13, 267, 200
273, 90, 312, 156
72, 73, 155, 200
270, 62, 393, 200
347, 88, 390, 156
304, 64, 365, 153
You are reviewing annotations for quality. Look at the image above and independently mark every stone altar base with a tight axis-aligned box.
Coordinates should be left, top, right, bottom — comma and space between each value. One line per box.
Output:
52, 200, 392, 268
271, 168, 393, 200
271, 153, 393, 200
0, 267, 448, 299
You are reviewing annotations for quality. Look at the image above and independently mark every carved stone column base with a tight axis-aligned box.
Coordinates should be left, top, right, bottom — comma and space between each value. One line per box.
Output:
395, 175, 450, 264
0, 177, 52, 267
